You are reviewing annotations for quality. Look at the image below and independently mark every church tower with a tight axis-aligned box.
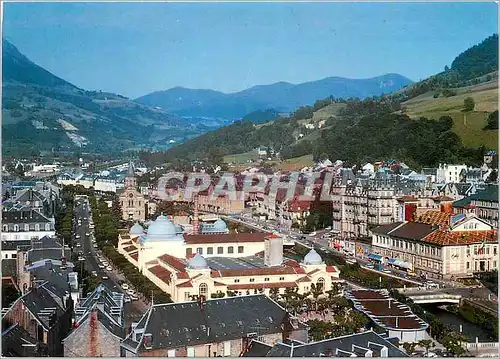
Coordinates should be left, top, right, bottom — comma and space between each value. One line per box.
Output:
125, 161, 137, 189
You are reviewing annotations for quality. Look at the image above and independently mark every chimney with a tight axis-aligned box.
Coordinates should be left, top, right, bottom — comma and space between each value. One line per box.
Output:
193, 195, 199, 235
388, 299, 391, 309
395, 317, 399, 328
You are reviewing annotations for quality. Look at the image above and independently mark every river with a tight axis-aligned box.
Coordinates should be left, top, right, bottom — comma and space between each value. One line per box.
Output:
421, 304, 492, 342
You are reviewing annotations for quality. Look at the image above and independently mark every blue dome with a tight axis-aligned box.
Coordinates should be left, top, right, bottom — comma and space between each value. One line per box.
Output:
213, 219, 228, 232
187, 253, 209, 270
129, 222, 144, 236
303, 249, 323, 265
147, 215, 177, 236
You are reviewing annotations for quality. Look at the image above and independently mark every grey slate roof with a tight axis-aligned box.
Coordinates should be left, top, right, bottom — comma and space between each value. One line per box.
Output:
73, 284, 125, 338
1, 240, 31, 251
371, 222, 404, 235
264, 330, 408, 357
2, 259, 18, 279
243, 340, 273, 357
21, 284, 65, 330
2, 210, 52, 225
1, 323, 45, 357
122, 294, 298, 353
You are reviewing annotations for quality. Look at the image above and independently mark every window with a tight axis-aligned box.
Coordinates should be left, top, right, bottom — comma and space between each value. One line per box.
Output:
196, 248, 203, 255
249, 278, 255, 282
186, 248, 192, 256
238, 246, 244, 254
494, 247, 497, 256
486, 247, 490, 255
199, 283, 208, 297
12, 253, 17, 259
24, 224, 29, 231
217, 247, 223, 254
493, 261, 497, 268
13, 225, 19, 232
279, 277, 284, 281
184, 292, 191, 301
228, 246, 234, 254
45, 223, 51, 231
317, 278, 325, 292
467, 248, 470, 256
234, 279, 240, 283
2, 225, 7, 232
264, 278, 270, 282
207, 247, 213, 255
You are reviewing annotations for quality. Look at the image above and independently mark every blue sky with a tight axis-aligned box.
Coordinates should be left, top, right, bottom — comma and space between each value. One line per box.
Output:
3, 2, 498, 98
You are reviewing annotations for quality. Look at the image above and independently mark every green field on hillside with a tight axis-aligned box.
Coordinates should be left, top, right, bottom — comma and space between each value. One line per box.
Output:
402, 81, 498, 150
312, 103, 346, 120
224, 150, 259, 164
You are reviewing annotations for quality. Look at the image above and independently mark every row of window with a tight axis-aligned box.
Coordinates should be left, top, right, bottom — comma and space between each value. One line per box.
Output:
374, 236, 442, 257
3, 223, 51, 232
186, 246, 244, 256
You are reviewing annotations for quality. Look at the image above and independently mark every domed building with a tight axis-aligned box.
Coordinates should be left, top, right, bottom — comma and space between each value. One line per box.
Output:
118, 214, 341, 302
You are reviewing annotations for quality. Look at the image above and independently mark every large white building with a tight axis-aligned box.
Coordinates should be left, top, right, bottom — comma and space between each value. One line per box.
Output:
436, 163, 468, 184
117, 216, 341, 302
1, 211, 55, 242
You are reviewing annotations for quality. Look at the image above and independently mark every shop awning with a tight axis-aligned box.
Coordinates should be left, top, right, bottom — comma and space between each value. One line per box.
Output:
394, 260, 411, 269
368, 253, 382, 261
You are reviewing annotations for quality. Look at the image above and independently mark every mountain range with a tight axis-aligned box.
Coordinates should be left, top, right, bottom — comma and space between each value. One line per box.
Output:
136, 74, 413, 119
2, 39, 213, 157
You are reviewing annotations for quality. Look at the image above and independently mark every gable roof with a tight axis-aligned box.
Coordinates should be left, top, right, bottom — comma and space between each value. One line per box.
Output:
20, 284, 66, 330
263, 330, 407, 357
1, 323, 45, 357
122, 294, 300, 353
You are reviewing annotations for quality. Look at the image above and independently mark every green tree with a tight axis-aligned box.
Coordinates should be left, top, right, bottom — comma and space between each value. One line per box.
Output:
463, 97, 475, 112
442, 332, 467, 357
402, 342, 418, 356
418, 339, 435, 355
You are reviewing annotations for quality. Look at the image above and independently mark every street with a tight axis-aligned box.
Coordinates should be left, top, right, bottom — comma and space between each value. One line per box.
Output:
72, 197, 146, 326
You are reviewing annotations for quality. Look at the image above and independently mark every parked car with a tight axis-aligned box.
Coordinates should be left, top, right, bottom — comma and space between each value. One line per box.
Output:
78, 257, 85, 261
102, 275, 109, 280
365, 264, 375, 269
121, 283, 129, 290
126, 289, 135, 296
309, 232, 317, 237
130, 295, 140, 301
76, 243, 81, 248
106, 266, 112, 271
382, 269, 392, 274
91, 271, 97, 277
98, 264, 105, 269
124, 296, 131, 303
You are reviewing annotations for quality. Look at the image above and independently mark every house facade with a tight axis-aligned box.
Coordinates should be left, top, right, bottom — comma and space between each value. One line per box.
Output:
371, 211, 498, 279
120, 295, 308, 357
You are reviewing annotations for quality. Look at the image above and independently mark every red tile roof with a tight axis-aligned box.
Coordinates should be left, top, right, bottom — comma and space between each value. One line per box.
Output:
283, 259, 300, 267
397, 196, 418, 202
130, 252, 138, 261
148, 265, 172, 284
214, 281, 226, 286
183, 233, 267, 244
416, 210, 451, 226
176, 281, 193, 288
228, 282, 298, 290
123, 245, 138, 253
176, 272, 190, 279
158, 254, 187, 272
432, 196, 455, 202
423, 230, 498, 246
296, 276, 311, 283
326, 265, 338, 273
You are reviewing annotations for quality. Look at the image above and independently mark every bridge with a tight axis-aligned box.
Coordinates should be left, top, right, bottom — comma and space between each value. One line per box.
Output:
406, 292, 462, 304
